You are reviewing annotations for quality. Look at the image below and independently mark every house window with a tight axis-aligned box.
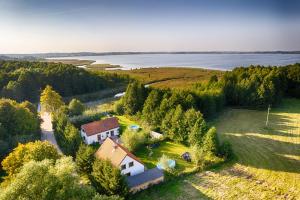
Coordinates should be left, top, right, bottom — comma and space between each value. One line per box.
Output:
110, 130, 114, 136
97, 135, 101, 141
129, 161, 134, 168
125, 172, 131, 176
121, 164, 126, 170
82, 136, 86, 141
106, 132, 109, 136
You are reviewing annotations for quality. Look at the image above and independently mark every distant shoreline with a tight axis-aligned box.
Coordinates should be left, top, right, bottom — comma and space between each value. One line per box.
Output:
2, 51, 300, 59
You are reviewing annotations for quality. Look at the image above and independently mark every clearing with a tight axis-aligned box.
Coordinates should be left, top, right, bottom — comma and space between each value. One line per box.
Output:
131, 98, 300, 199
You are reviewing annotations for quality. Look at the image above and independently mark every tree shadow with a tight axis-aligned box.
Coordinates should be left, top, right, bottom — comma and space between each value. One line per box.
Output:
218, 110, 300, 173
227, 133, 300, 173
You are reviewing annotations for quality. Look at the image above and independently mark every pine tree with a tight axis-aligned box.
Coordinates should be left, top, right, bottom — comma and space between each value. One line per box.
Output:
91, 159, 128, 197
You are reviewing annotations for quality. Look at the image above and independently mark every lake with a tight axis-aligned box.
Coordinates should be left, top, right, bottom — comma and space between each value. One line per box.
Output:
49, 53, 300, 70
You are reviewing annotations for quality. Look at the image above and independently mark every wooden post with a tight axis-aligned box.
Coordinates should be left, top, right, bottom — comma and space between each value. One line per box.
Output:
266, 104, 271, 126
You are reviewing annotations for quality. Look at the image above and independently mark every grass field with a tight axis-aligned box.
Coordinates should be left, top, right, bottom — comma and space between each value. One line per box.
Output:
131, 98, 300, 199
136, 141, 195, 173
104, 67, 224, 89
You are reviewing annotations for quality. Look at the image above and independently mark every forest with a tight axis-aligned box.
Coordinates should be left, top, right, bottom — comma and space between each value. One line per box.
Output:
0, 60, 128, 102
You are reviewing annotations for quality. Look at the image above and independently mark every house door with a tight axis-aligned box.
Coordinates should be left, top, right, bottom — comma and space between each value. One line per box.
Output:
97, 134, 101, 142
111, 130, 114, 136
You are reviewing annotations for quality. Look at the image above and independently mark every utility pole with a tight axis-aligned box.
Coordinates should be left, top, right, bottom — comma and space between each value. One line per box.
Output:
266, 104, 271, 127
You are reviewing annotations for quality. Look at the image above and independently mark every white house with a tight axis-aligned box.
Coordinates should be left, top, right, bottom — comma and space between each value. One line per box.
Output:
95, 137, 145, 176
80, 117, 120, 145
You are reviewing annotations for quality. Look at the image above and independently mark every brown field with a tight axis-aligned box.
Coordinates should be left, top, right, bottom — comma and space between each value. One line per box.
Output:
45, 59, 95, 66
104, 67, 224, 89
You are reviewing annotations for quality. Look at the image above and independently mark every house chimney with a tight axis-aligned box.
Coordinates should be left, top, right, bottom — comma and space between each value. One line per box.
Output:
112, 143, 118, 152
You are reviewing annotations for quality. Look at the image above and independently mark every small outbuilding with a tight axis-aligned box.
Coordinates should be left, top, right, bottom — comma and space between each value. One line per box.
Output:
126, 167, 164, 193
150, 131, 163, 139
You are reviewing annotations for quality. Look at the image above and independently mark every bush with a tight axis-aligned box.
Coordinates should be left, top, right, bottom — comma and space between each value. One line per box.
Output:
158, 154, 173, 172
114, 100, 124, 115
120, 129, 148, 152
69, 98, 85, 116
218, 140, 233, 159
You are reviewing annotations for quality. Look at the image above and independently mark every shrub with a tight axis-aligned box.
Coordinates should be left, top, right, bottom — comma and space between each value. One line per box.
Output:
69, 98, 85, 116
120, 129, 147, 152
218, 140, 233, 159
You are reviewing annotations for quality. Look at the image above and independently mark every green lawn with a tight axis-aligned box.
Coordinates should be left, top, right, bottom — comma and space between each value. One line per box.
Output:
116, 115, 138, 133
131, 98, 300, 199
135, 141, 195, 172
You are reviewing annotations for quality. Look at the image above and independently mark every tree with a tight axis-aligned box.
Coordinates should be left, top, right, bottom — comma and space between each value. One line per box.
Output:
218, 141, 233, 159
69, 98, 85, 116
123, 82, 147, 115
91, 159, 128, 197
201, 127, 219, 155
0, 157, 95, 200
190, 144, 205, 167
20, 100, 37, 115
169, 105, 185, 142
40, 85, 64, 113
188, 118, 207, 146
75, 144, 96, 174
63, 122, 81, 156
142, 90, 161, 125
1, 141, 61, 177
120, 129, 147, 152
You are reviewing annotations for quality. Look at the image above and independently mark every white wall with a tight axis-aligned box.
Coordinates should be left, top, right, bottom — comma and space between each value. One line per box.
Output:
120, 156, 145, 176
81, 127, 119, 145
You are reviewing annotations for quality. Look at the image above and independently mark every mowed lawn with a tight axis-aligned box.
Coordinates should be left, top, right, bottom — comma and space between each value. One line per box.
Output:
135, 141, 195, 173
116, 115, 138, 133
131, 98, 300, 200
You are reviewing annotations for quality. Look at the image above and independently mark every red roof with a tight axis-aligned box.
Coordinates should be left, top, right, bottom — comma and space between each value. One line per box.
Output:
81, 117, 119, 136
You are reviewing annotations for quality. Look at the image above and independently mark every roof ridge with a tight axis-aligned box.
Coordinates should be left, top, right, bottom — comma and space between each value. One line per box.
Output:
109, 138, 144, 165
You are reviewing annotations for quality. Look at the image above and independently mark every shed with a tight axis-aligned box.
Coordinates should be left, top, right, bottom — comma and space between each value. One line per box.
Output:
150, 131, 163, 139
126, 167, 164, 193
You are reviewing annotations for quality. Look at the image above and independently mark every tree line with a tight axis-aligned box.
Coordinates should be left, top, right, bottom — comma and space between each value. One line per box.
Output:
0, 60, 129, 102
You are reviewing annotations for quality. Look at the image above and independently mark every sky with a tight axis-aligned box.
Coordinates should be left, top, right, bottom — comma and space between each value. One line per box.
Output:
0, 0, 300, 53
